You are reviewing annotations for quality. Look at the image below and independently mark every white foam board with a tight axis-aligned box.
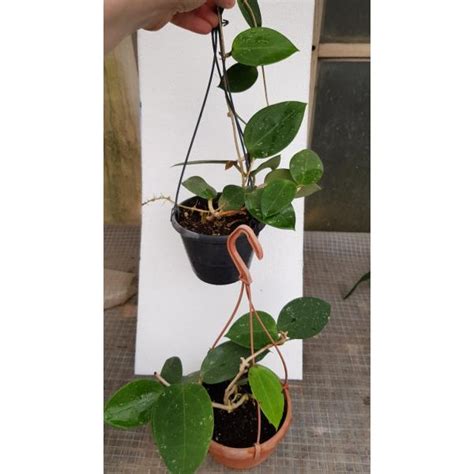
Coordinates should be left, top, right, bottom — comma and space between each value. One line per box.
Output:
136, 0, 315, 379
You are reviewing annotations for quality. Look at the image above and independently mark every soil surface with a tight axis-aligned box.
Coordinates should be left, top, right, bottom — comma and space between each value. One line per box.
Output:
204, 381, 287, 448
176, 196, 256, 236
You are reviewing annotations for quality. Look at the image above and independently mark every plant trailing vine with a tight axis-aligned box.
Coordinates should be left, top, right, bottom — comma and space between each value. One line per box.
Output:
144, 1, 324, 232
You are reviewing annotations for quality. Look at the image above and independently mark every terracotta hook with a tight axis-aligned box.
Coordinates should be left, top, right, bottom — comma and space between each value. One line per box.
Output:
226, 225, 263, 285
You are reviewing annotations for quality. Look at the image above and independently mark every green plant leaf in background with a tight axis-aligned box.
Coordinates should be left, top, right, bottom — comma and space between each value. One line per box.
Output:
200, 341, 267, 384
264, 168, 294, 184
244, 187, 264, 221
160, 357, 183, 384
237, 0, 262, 27
244, 101, 306, 158
277, 297, 331, 339
104, 379, 163, 429
343, 271, 370, 300
295, 182, 322, 198
218, 184, 245, 211
248, 365, 284, 430
182, 371, 201, 384
226, 311, 278, 349
219, 63, 259, 93
261, 179, 297, 217
232, 28, 298, 67
182, 176, 217, 200
152, 384, 213, 474
263, 204, 296, 230
250, 155, 281, 177
289, 149, 324, 185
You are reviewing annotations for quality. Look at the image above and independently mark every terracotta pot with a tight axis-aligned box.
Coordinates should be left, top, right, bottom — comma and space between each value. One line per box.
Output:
208, 387, 292, 470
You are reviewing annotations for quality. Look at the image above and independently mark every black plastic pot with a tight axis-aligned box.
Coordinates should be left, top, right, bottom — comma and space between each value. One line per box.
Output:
171, 198, 265, 285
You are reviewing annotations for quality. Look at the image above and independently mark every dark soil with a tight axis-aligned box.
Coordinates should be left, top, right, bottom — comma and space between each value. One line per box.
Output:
204, 381, 287, 448
176, 196, 255, 236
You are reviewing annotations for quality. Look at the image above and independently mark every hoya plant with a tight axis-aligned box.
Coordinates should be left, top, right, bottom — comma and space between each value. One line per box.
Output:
104, 295, 331, 473
146, 0, 324, 233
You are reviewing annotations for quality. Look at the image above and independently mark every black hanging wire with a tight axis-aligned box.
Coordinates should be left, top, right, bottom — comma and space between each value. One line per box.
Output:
173, 10, 254, 220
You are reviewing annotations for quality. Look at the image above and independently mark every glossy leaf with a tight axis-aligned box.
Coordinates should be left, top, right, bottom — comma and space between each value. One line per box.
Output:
264, 168, 294, 184
244, 187, 264, 222
201, 341, 267, 384
290, 149, 324, 185
244, 101, 306, 158
263, 204, 296, 230
219, 63, 258, 93
237, 0, 262, 27
232, 28, 298, 67
218, 185, 245, 211
278, 297, 331, 339
249, 365, 284, 430
152, 384, 213, 474
104, 379, 163, 429
226, 311, 278, 349
295, 183, 322, 198
250, 155, 281, 177
182, 176, 217, 200
172, 160, 230, 167
261, 179, 297, 217
160, 357, 183, 384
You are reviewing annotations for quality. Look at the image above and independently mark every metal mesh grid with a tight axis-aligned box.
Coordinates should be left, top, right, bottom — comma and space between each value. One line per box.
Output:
104, 226, 370, 473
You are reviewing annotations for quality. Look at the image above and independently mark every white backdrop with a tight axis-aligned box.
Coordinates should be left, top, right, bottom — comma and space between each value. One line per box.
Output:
136, 0, 315, 379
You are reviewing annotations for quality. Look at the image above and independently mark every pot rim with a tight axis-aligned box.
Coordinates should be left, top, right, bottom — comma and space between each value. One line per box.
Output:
170, 199, 265, 243
209, 386, 292, 455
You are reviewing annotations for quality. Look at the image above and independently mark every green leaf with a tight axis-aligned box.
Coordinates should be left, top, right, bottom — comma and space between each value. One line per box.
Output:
201, 341, 267, 384
104, 379, 163, 429
261, 179, 297, 217
295, 183, 322, 198
172, 160, 230, 167
152, 384, 213, 474
248, 365, 284, 430
244, 101, 307, 158
218, 185, 245, 211
250, 155, 281, 177
182, 371, 201, 384
264, 168, 294, 184
182, 176, 217, 200
237, 0, 262, 27
161, 357, 183, 384
278, 297, 331, 339
219, 63, 258, 93
290, 149, 324, 185
263, 204, 296, 230
232, 28, 298, 67
343, 271, 370, 300
226, 311, 278, 349
244, 187, 264, 221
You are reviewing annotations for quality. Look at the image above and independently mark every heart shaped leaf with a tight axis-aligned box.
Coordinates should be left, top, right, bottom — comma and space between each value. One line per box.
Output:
261, 179, 297, 217
244, 101, 306, 158
104, 379, 163, 429
251, 155, 281, 177
263, 204, 296, 230
218, 185, 245, 211
226, 311, 278, 349
152, 384, 213, 474
249, 365, 284, 430
277, 297, 331, 339
160, 357, 183, 384
201, 341, 268, 384
182, 176, 217, 200
237, 0, 262, 27
290, 149, 324, 185
232, 28, 298, 67
264, 168, 294, 184
219, 63, 259, 93
295, 182, 322, 198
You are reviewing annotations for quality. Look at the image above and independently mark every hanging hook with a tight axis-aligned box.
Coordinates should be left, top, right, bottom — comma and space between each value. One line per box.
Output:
227, 225, 263, 285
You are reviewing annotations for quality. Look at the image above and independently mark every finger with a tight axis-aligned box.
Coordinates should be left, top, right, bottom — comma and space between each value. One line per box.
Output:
195, 4, 219, 29
172, 11, 214, 34
213, 0, 236, 8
